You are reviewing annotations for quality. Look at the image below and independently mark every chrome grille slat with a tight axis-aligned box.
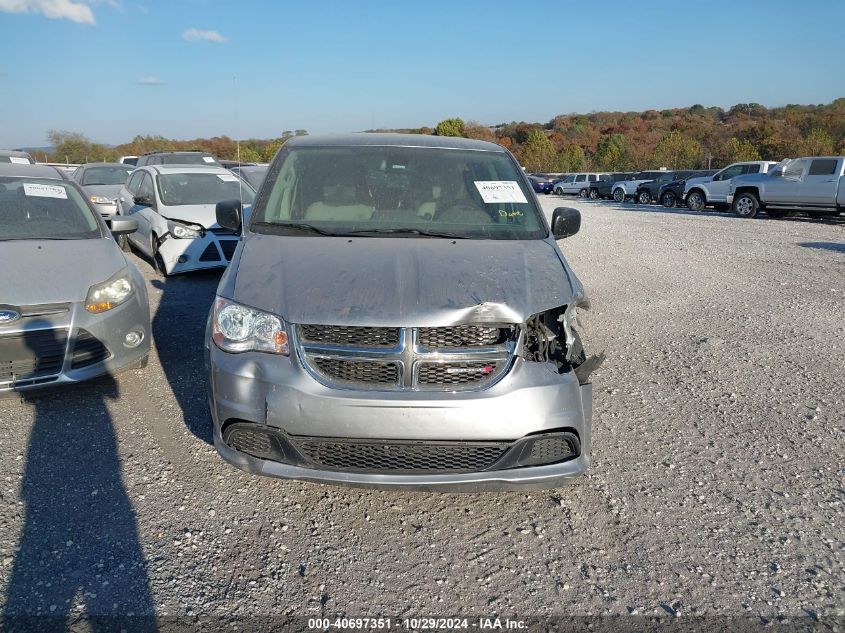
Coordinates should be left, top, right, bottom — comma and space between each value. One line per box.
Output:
296, 324, 515, 392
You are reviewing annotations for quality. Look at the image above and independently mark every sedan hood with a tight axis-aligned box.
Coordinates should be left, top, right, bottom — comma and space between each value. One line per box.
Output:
82, 184, 123, 200
0, 239, 127, 305
160, 204, 219, 229
232, 235, 575, 326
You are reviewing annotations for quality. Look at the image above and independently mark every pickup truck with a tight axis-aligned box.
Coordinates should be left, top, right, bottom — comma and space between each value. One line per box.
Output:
611, 171, 668, 203
726, 156, 845, 219
683, 161, 779, 211
586, 173, 635, 200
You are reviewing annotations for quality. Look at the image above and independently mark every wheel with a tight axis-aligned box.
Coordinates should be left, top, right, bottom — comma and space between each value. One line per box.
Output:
766, 209, 785, 219
554, 187, 563, 195
589, 188, 599, 200
117, 233, 131, 252
686, 190, 706, 212
613, 188, 625, 203
152, 236, 170, 277
733, 192, 759, 219
661, 191, 677, 208
637, 190, 651, 205
578, 188, 588, 199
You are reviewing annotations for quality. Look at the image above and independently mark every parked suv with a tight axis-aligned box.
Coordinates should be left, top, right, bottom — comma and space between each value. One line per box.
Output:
658, 170, 716, 207
586, 173, 635, 200
554, 173, 606, 197
684, 161, 778, 211
135, 151, 220, 167
727, 156, 845, 219
611, 171, 668, 202
206, 134, 603, 490
634, 170, 700, 205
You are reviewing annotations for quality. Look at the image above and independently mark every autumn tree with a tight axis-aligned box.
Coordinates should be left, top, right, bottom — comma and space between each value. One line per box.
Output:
652, 130, 702, 169
594, 133, 630, 170
434, 118, 465, 137
799, 128, 834, 156
517, 129, 556, 172
727, 137, 760, 162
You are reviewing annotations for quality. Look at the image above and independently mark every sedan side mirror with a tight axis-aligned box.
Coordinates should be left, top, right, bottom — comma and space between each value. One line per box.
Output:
107, 216, 138, 236
216, 199, 243, 233
551, 207, 581, 239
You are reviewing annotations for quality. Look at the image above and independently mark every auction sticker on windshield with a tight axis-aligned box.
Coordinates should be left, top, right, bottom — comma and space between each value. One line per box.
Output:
9, 157, 29, 164
202, 156, 215, 163
474, 181, 528, 204
23, 183, 67, 199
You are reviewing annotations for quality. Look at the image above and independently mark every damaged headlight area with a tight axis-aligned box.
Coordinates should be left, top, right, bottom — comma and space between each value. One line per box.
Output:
212, 297, 289, 355
167, 219, 203, 239
519, 300, 605, 385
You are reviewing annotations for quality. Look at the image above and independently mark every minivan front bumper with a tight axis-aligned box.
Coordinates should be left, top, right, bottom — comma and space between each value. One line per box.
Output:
206, 344, 593, 490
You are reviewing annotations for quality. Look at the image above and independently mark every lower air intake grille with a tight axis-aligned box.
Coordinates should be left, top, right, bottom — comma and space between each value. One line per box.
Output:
71, 330, 111, 369
218, 240, 238, 260
0, 329, 67, 384
198, 243, 219, 262
294, 438, 509, 473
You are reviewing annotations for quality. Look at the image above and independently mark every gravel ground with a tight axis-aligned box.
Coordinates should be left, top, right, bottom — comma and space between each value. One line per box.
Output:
0, 198, 843, 626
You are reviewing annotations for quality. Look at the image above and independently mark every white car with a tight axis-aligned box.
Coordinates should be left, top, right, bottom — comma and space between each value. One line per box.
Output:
115, 165, 255, 275
610, 170, 668, 202
684, 161, 779, 211
553, 173, 606, 196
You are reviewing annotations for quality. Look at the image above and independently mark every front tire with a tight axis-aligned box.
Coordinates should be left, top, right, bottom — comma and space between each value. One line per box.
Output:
118, 233, 131, 252
637, 190, 651, 205
613, 188, 625, 203
661, 191, 677, 208
554, 187, 563, 195
733, 192, 759, 219
589, 188, 599, 200
153, 237, 170, 277
578, 188, 588, 199
686, 190, 706, 212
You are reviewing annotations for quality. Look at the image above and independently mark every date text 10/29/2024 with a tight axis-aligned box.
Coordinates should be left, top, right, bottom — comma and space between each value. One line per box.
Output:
308, 618, 528, 630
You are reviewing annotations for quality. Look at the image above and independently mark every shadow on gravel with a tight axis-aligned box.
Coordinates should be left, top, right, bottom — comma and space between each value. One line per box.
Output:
151, 269, 223, 445
3, 325, 156, 628
599, 200, 845, 225
799, 241, 845, 254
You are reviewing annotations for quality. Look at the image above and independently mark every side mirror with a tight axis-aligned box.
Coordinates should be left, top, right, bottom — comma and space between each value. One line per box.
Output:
107, 216, 138, 236
216, 198, 243, 233
551, 207, 581, 239
133, 194, 153, 207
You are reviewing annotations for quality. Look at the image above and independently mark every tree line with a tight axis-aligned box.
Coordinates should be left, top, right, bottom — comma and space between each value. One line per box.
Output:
36, 99, 845, 172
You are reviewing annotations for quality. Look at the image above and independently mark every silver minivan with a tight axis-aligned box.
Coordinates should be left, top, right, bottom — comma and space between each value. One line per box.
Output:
205, 134, 602, 490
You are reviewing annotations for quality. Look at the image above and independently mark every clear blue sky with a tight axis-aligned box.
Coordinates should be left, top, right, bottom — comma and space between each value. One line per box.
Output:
1, 0, 843, 147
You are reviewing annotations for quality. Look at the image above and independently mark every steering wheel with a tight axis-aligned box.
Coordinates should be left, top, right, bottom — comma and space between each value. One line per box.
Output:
433, 196, 491, 221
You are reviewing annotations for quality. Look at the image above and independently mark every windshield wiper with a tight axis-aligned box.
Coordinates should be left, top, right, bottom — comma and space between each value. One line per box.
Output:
252, 221, 339, 236
337, 228, 470, 239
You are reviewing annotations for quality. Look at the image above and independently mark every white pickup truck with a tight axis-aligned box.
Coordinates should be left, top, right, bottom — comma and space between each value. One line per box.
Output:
683, 161, 779, 211
726, 156, 845, 219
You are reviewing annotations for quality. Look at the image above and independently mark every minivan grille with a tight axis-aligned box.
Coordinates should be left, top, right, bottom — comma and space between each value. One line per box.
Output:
296, 325, 514, 392
0, 329, 68, 385
293, 437, 510, 473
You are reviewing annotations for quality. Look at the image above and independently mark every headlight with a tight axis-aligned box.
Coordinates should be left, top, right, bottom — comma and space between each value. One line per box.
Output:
90, 195, 112, 204
212, 297, 289, 355
85, 270, 134, 313
167, 220, 203, 239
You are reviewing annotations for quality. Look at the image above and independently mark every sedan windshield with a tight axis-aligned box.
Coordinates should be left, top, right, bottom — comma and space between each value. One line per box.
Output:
156, 172, 256, 206
80, 165, 133, 186
254, 146, 546, 240
0, 177, 100, 240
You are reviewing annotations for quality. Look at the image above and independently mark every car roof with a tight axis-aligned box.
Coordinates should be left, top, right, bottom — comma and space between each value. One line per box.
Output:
146, 165, 233, 175
0, 149, 33, 157
285, 133, 505, 152
77, 162, 132, 169
141, 150, 213, 156
0, 163, 70, 179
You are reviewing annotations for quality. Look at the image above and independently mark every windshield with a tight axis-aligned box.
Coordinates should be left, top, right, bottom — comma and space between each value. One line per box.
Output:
161, 154, 219, 166
81, 165, 133, 186
0, 177, 101, 240
253, 146, 546, 240
156, 172, 256, 206
236, 166, 268, 189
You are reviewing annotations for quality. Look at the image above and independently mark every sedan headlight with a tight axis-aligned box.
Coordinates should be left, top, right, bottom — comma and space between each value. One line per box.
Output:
212, 297, 289, 355
167, 220, 203, 239
85, 270, 134, 313
90, 195, 113, 204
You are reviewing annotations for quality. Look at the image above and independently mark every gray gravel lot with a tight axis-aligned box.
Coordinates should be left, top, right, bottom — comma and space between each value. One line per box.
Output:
1, 198, 843, 624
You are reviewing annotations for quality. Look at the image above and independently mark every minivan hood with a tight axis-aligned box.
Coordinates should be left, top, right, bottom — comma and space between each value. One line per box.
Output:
0, 239, 127, 305
161, 204, 218, 228
232, 236, 575, 326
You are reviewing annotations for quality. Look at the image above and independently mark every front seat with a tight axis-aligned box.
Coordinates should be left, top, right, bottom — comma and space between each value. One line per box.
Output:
304, 183, 374, 222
